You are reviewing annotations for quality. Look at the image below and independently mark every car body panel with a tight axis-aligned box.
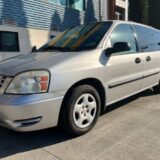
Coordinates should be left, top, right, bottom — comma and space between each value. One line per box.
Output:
0, 93, 63, 131
0, 20, 160, 131
105, 53, 143, 104
0, 51, 85, 76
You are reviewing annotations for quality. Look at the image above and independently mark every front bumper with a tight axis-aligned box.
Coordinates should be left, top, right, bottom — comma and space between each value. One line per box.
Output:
0, 93, 64, 131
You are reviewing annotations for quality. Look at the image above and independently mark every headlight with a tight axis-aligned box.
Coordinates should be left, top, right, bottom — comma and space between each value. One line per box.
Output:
5, 70, 50, 94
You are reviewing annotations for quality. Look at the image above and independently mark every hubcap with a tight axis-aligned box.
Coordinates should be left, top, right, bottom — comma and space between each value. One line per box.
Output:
73, 93, 97, 129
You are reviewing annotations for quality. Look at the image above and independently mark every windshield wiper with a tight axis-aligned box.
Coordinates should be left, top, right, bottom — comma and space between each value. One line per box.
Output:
38, 46, 70, 52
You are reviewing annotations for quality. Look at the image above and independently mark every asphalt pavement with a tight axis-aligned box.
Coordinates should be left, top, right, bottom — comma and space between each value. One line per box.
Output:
1, 89, 160, 160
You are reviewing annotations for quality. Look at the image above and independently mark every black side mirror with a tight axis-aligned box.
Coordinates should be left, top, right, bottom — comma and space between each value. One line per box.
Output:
112, 42, 131, 53
105, 42, 131, 55
32, 46, 37, 52
104, 47, 113, 55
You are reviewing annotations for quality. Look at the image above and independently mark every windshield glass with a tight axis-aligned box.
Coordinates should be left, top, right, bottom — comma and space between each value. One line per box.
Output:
38, 22, 113, 52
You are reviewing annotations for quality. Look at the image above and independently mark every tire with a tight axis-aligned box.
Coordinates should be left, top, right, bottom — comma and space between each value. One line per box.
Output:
59, 85, 101, 137
153, 83, 160, 93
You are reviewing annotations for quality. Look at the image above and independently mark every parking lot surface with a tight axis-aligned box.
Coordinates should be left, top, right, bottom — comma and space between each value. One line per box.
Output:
1, 89, 160, 160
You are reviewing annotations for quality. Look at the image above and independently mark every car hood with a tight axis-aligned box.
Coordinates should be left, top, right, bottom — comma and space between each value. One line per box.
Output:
0, 51, 77, 76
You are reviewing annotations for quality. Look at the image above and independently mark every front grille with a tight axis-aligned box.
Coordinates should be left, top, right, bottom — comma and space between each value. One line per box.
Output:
0, 76, 12, 94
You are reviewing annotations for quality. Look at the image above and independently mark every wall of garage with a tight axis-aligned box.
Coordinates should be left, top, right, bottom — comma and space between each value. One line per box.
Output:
0, 0, 109, 60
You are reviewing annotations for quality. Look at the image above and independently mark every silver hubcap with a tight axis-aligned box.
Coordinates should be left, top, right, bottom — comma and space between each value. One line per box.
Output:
73, 93, 97, 129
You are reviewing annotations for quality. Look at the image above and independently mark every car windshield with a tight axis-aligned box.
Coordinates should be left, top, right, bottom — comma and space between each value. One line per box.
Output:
38, 22, 113, 52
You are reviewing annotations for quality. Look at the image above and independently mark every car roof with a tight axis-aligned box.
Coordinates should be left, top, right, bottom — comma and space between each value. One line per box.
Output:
107, 20, 160, 32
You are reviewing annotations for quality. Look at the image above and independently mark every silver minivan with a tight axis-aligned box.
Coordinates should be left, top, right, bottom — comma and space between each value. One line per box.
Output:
0, 21, 160, 136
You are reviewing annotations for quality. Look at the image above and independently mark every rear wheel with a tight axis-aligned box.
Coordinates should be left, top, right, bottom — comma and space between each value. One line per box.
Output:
59, 85, 101, 136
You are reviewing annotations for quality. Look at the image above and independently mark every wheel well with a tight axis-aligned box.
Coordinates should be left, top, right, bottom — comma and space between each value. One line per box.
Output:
61, 78, 106, 114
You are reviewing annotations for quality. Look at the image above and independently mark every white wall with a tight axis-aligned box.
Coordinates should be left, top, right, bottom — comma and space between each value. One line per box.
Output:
0, 25, 59, 61
115, 0, 128, 21
116, 0, 126, 9
125, 0, 129, 21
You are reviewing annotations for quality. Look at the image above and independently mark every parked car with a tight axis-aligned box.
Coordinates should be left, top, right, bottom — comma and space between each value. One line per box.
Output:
0, 21, 160, 136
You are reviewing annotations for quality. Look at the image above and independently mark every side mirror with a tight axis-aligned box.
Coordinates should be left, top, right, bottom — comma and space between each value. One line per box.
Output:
104, 47, 113, 55
112, 42, 131, 53
32, 46, 37, 52
105, 42, 131, 55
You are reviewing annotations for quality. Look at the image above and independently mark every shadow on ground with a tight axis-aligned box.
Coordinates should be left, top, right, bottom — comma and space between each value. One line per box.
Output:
105, 89, 157, 114
0, 89, 156, 159
0, 127, 73, 158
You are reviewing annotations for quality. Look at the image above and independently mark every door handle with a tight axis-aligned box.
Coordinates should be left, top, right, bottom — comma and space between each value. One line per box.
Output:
146, 56, 151, 62
135, 58, 141, 64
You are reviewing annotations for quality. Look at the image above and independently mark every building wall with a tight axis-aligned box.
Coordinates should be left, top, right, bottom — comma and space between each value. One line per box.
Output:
110, 0, 128, 20
0, 25, 59, 61
116, 0, 126, 9
101, 0, 109, 21
0, 0, 109, 31
0, 0, 109, 60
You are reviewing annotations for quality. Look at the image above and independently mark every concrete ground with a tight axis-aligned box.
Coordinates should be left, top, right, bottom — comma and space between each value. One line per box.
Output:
1, 89, 160, 160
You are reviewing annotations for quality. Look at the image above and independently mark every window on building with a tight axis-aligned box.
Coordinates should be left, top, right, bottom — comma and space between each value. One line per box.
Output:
48, 0, 59, 4
115, 7, 125, 20
48, 0, 85, 10
0, 31, 19, 52
115, 12, 122, 20
69, 0, 84, 11
60, 0, 67, 6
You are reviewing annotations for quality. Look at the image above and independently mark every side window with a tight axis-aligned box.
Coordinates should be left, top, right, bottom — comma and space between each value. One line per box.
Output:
110, 24, 137, 55
133, 25, 160, 52
0, 31, 19, 52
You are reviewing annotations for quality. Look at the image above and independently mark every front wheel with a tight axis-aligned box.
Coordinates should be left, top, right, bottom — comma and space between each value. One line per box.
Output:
59, 85, 101, 136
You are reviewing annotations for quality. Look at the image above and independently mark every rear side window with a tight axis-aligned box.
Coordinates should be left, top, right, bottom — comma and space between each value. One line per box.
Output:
133, 25, 160, 52
110, 24, 137, 55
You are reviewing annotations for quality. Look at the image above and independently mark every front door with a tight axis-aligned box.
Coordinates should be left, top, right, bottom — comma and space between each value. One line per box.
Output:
104, 23, 144, 105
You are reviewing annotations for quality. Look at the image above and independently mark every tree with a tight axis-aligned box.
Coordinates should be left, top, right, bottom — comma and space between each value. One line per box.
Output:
129, 0, 160, 29
129, 0, 149, 24
129, 0, 142, 23
140, 0, 149, 24
149, 0, 160, 29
